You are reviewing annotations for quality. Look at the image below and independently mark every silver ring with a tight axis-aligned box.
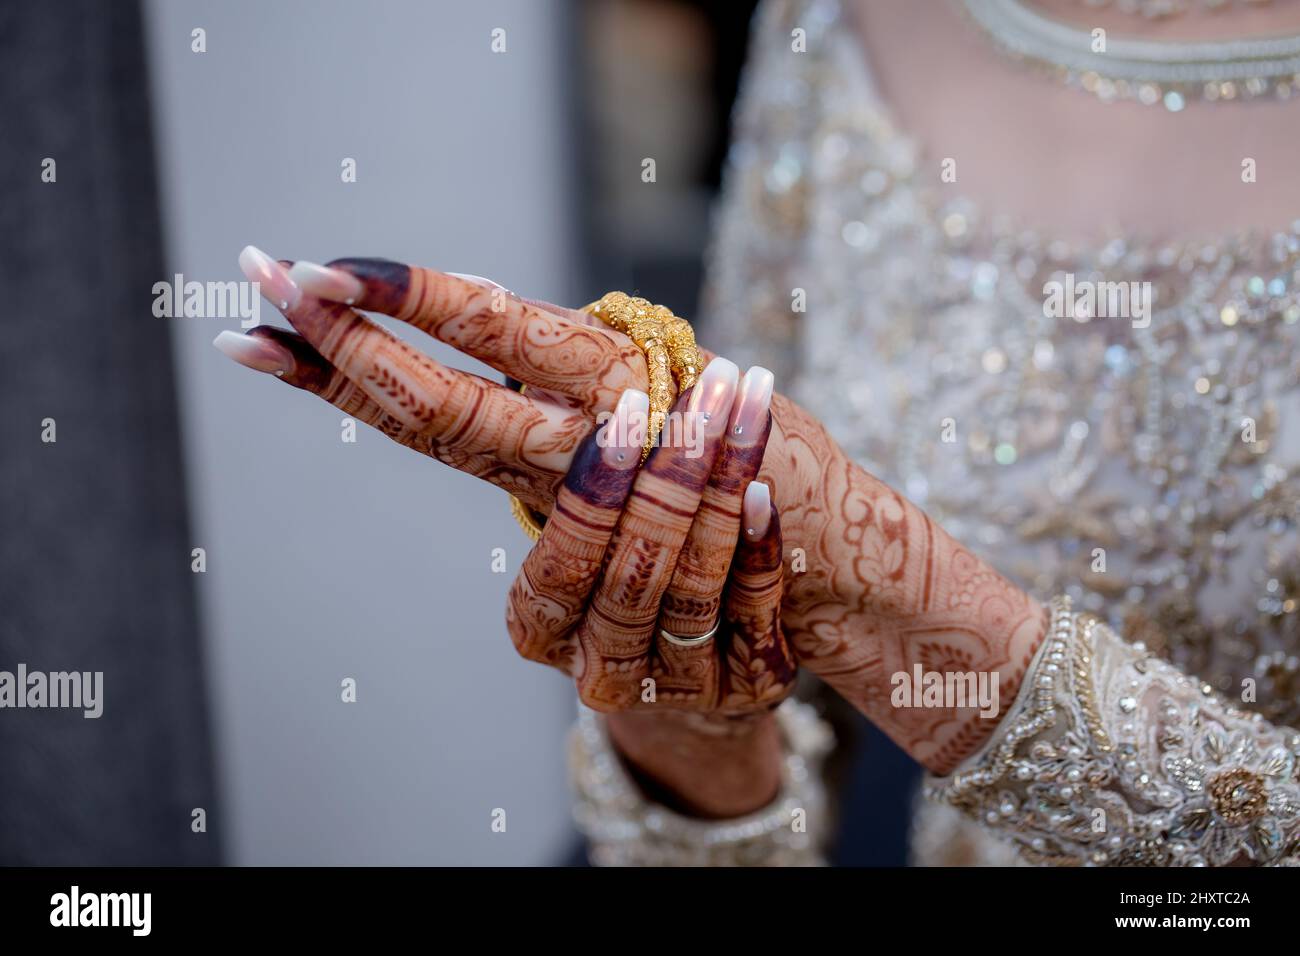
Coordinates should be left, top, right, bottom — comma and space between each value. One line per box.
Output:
658, 619, 720, 647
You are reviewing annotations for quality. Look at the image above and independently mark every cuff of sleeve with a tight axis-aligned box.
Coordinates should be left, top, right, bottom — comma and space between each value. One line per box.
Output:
927, 596, 1300, 866
568, 699, 834, 866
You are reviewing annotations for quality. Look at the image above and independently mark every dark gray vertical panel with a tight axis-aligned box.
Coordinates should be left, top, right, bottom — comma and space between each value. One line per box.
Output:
0, 0, 217, 864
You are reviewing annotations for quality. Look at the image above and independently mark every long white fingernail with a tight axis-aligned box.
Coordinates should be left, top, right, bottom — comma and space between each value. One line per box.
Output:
688, 357, 739, 437
239, 245, 301, 311
447, 272, 507, 291
729, 366, 774, 446
288, 261, 365, 305
212, 330, 294, 376
601, 388, 650, 468
743, 481, 771, 541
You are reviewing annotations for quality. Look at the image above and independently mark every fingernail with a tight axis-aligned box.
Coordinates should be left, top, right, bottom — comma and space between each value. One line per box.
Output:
601, 388, 650, 468
450, 272, 523, 307
287, 260, 366, 305
446, 272, 507, 291
743, 481, 772, 541
728, 366, 774, 446
239, 245, 301, 311
212, 330, 294, 376
687, 357, 739, 437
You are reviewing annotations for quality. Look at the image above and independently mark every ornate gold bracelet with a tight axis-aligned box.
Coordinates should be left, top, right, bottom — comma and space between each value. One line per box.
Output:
507, 291, 704, 542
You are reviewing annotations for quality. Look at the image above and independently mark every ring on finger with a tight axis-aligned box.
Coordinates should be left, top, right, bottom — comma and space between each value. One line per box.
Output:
658, 619, 721, 647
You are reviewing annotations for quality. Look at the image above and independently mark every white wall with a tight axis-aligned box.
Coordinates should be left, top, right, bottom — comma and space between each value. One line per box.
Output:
144, 0, 578, 864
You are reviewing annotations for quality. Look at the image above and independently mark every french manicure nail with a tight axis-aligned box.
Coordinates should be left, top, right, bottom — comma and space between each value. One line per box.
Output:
287, 260, 366, 305
446, 272, 507, 291
688, 357, 740, 436
450, 273, 523, 308
601, 388, 650, 467
212, 330, 294, 376
728, 366, 774, 446
239, 245, 301, 311
743, 481, 772, 541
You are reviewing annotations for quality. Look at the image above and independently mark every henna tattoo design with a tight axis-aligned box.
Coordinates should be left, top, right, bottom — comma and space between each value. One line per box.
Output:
506, 433, 641, 672
761, 395, 1047, 773
228, 252, 1047, 774
326, 258, 647, 414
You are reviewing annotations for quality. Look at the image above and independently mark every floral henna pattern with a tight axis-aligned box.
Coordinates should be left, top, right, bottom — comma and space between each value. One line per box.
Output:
650, 642, 720, 709
659, 437, 769, 636
297, 295, 594, 508
248, 326, 567, 511
573, 397, 731, 710
506, 430, 641, 675
654, 397, 779, 708
760, 394, 1046, 774
592, 496, 794, 816
247, 256, 1047, 770
327, 257, 647, 414
720, 503, 796, 712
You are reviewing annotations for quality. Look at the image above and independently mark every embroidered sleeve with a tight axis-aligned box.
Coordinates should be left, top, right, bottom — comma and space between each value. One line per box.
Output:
568, 699, 834, 866
928, 597, 1300, 866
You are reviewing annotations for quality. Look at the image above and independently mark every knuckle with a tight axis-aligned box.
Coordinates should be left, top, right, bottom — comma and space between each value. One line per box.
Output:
576, 685, 621, 713
505, 598, 560, 664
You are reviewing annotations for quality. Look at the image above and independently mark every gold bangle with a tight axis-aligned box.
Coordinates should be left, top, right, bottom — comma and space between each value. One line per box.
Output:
509, 493, 544, 543
506, 294, 703, 540
581, 292, 702, 463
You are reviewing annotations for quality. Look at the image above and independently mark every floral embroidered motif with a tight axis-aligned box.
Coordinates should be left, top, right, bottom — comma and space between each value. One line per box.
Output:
929, 598, 1300, 866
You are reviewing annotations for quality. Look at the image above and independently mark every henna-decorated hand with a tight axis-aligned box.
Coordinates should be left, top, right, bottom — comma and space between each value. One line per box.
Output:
218, 247, 1045, 775
505, 360, 794, 711
503, 361, 795, 815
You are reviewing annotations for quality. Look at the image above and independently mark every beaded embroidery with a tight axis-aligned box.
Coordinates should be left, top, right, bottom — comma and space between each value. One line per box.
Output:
929, 598, 1300, 865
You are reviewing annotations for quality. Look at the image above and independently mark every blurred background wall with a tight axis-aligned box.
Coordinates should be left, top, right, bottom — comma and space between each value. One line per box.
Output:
145, 0, 588, 865
0, 0, 215, 866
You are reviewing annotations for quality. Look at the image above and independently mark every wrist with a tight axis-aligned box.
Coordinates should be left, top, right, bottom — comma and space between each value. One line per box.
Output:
604, 709, 783, 818
570, 701, 834, 866
766, 393, 1048, 770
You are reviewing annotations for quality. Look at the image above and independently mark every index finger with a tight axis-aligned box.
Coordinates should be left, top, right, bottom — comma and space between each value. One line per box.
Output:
287, 258, 647, 411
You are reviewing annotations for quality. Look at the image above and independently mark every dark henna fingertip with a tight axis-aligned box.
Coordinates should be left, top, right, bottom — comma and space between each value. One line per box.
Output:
642, 386, 728, 489
735, 503, 782, 574
324, 257, 410, 314
563, 429, 638, 509
709, 435, 770, 498
246, 326, 332, 390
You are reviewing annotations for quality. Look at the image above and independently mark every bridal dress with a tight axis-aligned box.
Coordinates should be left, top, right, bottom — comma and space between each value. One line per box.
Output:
570, 0, 1300, 866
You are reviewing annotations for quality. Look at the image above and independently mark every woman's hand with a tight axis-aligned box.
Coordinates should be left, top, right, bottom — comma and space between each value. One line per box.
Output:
504, 359, 795, 816
219, 247, 1045, 774
504, 360, 791, 711
218, 250, 793, 813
